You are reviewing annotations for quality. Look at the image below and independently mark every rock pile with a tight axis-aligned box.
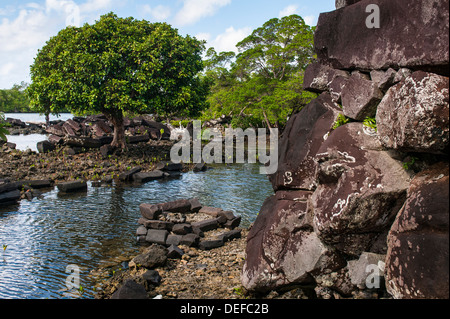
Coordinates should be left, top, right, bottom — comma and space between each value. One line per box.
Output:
136, 199, 242, 253
0, 179, 53, 208
41, 115, 170, 154
242, 0, 449, 299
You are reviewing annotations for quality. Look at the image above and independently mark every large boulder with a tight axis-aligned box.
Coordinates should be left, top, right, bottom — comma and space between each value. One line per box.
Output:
315, 0, 449, 75
385, 162, 449, 299
341, 72, 384, 121
376, 71, 449, 154
242, 191, 346, 292
311, 123, 411, 256
303, 62, 349, 93
269, 93, 342, 191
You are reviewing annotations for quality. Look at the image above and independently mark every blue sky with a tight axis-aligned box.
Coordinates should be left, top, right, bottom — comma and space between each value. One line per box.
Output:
0, 0, 335, 89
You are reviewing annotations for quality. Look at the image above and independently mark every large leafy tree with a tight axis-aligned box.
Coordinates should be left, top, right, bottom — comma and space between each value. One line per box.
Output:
203, 15, 316, 129
28, 13, 208, 148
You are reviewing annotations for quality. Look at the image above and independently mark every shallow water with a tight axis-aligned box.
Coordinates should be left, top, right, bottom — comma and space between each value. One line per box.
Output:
0, 163, 273, 299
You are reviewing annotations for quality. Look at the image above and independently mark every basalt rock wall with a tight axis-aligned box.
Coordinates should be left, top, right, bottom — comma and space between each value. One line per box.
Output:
242, 0, 449, 299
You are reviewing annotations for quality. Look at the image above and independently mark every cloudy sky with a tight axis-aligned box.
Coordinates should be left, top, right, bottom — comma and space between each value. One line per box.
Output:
0, 0, 335, 89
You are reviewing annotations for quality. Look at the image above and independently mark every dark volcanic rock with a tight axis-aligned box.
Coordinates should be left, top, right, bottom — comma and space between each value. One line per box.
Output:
269, 93, 342, 191
315, 0, 449, 75
37, 140, 56, 153
385, 163, 449, 299
242, 190, 345, 292
376, 71, 449, 154
111, 279, 148, 299
303, 62, 349, 93
341, 72, 383, 121
57, 180, 87, 193
311, 123, 411, 256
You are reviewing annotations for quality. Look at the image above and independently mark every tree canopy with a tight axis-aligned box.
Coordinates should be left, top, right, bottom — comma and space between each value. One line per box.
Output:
202, 15, 317, 129
28, 12, 208, 148
0, 82, 31, 113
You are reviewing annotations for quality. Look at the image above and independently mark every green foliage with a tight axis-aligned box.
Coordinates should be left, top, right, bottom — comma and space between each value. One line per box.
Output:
0, 82, 31, 113
332, 114, 350, 130
170, 119, 190, 127
402, 156, 419, 170
202, 15, 316, 129
363, 117, 377, 131
28, 12, 208, 147
0, 113, 9, 141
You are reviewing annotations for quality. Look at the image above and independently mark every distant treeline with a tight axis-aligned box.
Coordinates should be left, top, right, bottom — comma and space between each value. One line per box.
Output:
0, 82, 32, 113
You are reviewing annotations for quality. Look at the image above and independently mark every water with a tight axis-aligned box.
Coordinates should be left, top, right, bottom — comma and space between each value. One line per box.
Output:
3, 113, 73, 123
0, 164, 274, 299
3, 113, 72, 152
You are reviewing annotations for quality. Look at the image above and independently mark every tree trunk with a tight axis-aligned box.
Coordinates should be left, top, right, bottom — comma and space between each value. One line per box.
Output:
107, 113, 126, 149
45, 113, 50, 127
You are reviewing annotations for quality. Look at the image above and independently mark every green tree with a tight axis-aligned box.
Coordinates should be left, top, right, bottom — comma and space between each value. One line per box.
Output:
28, 13, 208, 148
0, 82, 31, 113
0, 112, 9, 141
203, 15, 316, 129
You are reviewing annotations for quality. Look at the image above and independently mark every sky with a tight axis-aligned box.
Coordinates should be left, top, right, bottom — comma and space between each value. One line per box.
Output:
0, 0, 335, 89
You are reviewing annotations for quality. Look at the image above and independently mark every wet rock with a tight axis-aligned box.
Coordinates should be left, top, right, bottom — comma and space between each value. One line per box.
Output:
193, 162, 207, 172
111, 279, 148, 299
132, 171, 164, 183
269, 93, 342, 191
119, 167, 142, 181
242, 191, 345, 292
37, 140, 56, 153
315, 0, 449, 75
385, 163, 449, 299
376, 71, 449, 154
0, 189, 21, 206
156, 161, 183, 172
341, 72, 383, 121
57, 180, 88, 193
18, 180, 52, 189
312, 123, 410, 256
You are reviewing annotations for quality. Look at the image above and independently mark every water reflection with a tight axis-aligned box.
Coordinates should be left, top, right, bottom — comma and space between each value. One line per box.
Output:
0, 163, 273, 299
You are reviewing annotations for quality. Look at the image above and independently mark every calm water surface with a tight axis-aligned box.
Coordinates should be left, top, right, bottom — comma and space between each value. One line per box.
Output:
0, 164, 273, 299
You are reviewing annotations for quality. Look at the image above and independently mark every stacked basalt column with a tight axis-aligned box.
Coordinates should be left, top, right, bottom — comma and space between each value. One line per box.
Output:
242, 0, 449, 299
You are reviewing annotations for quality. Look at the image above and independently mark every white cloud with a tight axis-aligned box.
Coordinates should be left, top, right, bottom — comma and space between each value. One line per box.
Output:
304, 15, 316, 26
206, 26, 252, 53
174, 0, 231, 26
278, 4, 298, 18
0, 0, 118, 88
142, 4, 171, 21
